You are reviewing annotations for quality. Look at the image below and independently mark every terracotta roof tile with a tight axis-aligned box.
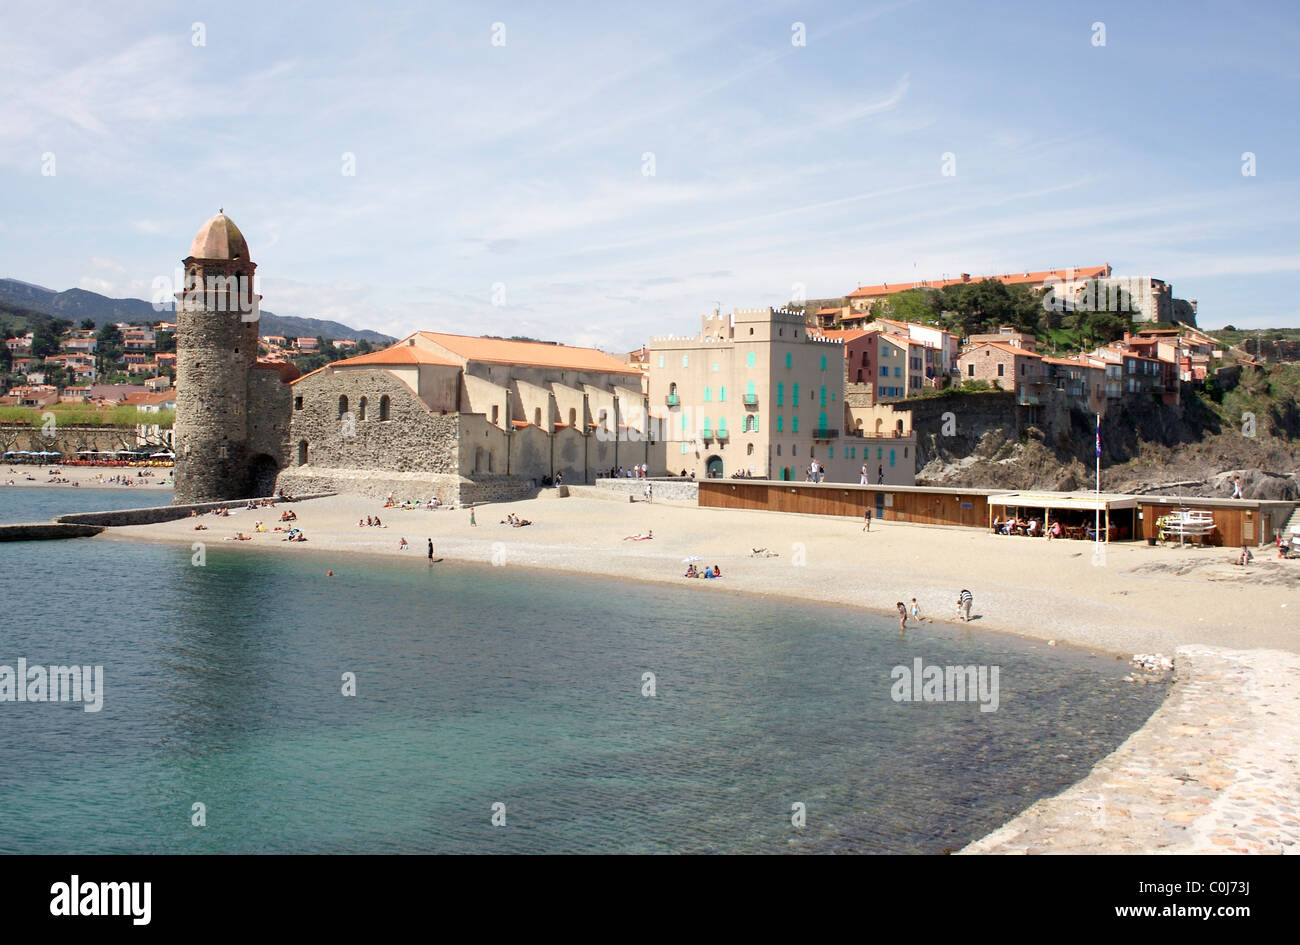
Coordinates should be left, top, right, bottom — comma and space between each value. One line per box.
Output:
333, 345, 459, 368
964, 341, 1043, 358
849, 265, 1110, 298
416, 332, 641, 375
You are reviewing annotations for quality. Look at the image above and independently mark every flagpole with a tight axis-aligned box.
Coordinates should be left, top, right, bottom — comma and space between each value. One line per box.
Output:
1095, 412, 1101, 554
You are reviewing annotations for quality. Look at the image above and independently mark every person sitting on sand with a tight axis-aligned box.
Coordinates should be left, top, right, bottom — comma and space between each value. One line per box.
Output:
623, 530, 653, 541
254, 521, 266, 533
398, 538, 408, 550
712, 565, 721, 578
704, 567, 714, 579
194, 524, 207, 530
514, 518, 532, 527
190, 509, 198, 518
1236, 544, 1253, 566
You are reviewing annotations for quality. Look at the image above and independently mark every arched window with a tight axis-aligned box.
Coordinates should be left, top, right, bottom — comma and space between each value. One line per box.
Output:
338, 395, 348, 418
358, 396, 367, 420
297, 440, 308, 466
379, 395, 391, 421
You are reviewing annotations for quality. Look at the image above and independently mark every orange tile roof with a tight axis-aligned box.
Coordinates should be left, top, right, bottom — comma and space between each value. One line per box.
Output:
416, 332, 641, 375
333, 345, 460, 368
965, 341, 1043, 358
849, 265, 1111, 299
816, 329, 869, 342
1041, 356, 1097, 367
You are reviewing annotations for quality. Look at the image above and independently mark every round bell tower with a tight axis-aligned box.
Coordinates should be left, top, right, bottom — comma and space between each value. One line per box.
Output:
172, 210, 262, 503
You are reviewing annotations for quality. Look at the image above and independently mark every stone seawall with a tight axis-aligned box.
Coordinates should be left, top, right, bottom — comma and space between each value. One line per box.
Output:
962, 645, 1300, 854
0, 523, 105, 541
586, 477, 699, 502
274, 467, 537, 506
55, 493, 334, 527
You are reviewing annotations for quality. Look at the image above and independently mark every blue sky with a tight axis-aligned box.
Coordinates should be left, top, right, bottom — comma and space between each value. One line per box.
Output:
2, 0, 1297, 348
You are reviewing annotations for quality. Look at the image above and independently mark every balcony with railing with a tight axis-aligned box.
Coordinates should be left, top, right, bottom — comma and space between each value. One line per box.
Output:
743, 394, 759, 407
665, 393, 679, 406
812, 428, 839, 440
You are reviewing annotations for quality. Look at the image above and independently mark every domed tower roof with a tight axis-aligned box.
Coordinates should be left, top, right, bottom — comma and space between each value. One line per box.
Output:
188, 211, 251, 262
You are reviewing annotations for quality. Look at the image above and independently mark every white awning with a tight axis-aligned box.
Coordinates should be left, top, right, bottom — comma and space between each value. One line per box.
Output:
990, 492, 1139, 511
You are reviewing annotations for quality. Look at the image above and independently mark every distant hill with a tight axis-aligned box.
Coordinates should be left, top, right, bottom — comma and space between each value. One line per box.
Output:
0, 278, 394, 344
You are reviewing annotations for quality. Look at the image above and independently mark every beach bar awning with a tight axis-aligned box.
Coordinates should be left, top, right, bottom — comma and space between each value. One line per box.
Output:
989, 492, 1138, 512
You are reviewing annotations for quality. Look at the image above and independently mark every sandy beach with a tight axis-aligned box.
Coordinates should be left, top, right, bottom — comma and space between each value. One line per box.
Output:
101, 487, 1298, 658
1, 465, 173, 490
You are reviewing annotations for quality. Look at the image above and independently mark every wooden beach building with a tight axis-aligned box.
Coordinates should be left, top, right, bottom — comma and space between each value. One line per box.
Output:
697, 480, 1296, 547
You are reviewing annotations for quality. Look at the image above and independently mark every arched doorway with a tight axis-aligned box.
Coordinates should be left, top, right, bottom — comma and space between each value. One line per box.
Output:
247, 453, 279, 497
706, 455, 723, 478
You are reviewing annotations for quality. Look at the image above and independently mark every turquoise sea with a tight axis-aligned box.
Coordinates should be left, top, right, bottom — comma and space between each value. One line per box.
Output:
0, 489, 1165, 854
0, 485, 173, 524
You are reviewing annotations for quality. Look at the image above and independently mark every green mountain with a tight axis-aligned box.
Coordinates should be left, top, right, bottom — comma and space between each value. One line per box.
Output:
0, 278, 394, 344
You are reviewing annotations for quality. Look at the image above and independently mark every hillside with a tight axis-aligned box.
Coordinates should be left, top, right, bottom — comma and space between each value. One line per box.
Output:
0, 278, 393, 344
914, 364, 1300, 500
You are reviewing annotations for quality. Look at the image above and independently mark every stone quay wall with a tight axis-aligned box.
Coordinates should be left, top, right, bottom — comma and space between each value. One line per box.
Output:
962, 645, 1300, 854
0, 523, 105, 541
56, 493, 334, 527
589, 477, 699, 502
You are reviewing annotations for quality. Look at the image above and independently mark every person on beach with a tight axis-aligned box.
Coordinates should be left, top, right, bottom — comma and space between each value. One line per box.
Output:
399, 537, 408, 550
862, 508, 871, 532
1236, 544, 1253, 566
427, 538, 434, 560
957, 589, 973, 622
1232, 476, 1243, 499
470, 506, 477, 526
896, 602, 907, 631
910, 598, 922, 623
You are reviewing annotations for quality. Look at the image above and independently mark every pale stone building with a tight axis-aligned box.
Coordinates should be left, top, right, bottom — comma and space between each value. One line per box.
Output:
279, 331, 654, 502
648, 307, 915, 484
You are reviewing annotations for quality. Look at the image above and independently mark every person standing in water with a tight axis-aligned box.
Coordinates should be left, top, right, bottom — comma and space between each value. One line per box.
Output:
896, 602, 907, 631
427, 538, 434, 560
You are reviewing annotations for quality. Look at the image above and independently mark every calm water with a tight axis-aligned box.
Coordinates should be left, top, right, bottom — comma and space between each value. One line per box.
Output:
0, 484, 173, 524
0, 491, 1165, 854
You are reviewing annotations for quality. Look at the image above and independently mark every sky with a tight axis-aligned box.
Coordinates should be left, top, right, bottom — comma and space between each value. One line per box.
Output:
2, 0, 1298, 349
